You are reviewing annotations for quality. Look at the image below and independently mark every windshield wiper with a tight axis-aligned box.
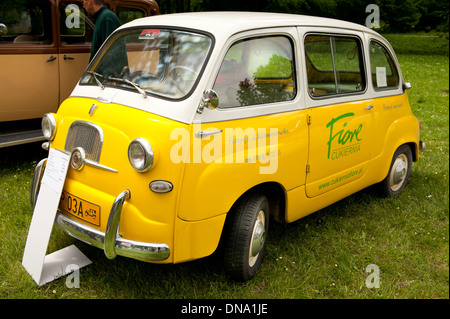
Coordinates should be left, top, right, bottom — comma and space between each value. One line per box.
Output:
108, 76, 147, 98
86, 71, 147, 98
86, 71, 105, 90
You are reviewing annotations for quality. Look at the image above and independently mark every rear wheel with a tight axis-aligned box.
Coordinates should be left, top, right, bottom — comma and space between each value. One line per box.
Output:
380, 145, 412, 197
223, 192, 269, 281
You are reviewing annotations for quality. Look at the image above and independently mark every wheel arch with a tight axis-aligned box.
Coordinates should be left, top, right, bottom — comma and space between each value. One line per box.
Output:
225, 181, 287, 225
407, 141, 419, 162
379, 141, 417, 182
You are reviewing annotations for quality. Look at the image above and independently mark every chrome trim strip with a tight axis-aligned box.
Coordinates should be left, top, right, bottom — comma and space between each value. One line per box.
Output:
60, 149, 118, 173
85, 158, 118, 173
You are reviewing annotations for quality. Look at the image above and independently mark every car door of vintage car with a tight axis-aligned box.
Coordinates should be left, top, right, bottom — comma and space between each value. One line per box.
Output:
176, 27, 309, 231
0, 0, 59, 121
301, 30, 375, 198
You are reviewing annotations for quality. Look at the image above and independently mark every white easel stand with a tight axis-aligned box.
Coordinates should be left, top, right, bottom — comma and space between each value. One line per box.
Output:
22, 148, 91, 286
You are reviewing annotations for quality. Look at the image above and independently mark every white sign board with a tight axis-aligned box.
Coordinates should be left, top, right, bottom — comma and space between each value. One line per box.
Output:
22, 148, 91, 285
376, 66, 387, 88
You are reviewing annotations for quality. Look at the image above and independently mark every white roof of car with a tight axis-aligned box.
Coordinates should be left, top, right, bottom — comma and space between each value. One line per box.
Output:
122, 11, 378, 36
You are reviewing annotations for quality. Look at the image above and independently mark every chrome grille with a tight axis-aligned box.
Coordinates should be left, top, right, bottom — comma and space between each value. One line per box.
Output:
65, 121, 103, 162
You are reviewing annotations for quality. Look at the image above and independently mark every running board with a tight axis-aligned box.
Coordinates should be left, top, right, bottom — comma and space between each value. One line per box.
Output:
0, 130, 45, 148
0, 119, 45, 148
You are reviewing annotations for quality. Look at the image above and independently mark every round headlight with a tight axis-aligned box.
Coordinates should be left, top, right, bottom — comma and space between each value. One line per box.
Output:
42, 113, 56, 141
128, 138, 154, 172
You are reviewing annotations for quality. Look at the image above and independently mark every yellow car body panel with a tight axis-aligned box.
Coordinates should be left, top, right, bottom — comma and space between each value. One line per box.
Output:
177, 110, 308, 222
305, 98, 374, 198
369, 93, 421, 173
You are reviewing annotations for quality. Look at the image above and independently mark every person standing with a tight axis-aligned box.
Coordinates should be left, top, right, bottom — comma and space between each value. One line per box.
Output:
83, 0, 121, 61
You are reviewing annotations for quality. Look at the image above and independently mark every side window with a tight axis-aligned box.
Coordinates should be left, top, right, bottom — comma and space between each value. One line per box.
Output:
369, 40, 399, 90
116, 6, 146, 25
213, 35, 296, 108
305, 34, 366, 97
59, 1, 94, 46
0, 0, 53, 45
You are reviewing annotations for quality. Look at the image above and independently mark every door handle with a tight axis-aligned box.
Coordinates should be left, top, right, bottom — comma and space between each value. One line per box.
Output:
365, 104, 374, 110
64, 54, 75, 60
46, 55, 56, 62
195, 130, 223, 138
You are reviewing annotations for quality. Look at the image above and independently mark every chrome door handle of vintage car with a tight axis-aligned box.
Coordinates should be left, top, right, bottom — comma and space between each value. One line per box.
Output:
365, 104, 374, 110
46, 55, 56, 62
195, 130, 223, 138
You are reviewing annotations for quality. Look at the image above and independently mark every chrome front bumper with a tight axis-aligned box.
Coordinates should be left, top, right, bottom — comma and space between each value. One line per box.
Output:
30, 157, 170, 262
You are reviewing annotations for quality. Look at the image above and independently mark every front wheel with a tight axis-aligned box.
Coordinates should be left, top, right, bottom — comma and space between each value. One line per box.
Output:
223, 192, 269, 281
380, 145, 413, 197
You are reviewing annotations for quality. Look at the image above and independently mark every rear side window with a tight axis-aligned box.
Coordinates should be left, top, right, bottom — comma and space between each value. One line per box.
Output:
116, 6, 146, 24
213, 35, 296, 108
0, 0, 53, 45
59, 1, 93, 46
305, 34, 366, 97
369, 40, 399, 90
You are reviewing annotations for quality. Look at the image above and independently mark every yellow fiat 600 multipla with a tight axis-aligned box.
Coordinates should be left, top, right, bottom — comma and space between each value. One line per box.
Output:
31, 12, 425, 281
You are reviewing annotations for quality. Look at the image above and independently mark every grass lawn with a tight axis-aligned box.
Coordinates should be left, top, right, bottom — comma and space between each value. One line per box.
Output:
0, 34, 448, 301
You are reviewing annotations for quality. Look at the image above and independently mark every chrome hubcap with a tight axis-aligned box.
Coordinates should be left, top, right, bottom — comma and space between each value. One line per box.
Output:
390, 154, 408, 191
249, 210, 266, 267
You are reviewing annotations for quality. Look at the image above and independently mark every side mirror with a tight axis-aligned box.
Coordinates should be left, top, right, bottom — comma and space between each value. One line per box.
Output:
197, 89, 219, 114
403, 82, 412, 91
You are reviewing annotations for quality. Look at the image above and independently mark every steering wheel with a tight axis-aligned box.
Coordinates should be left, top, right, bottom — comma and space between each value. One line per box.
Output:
167, 65, 198, 95
129, 70, 160, 83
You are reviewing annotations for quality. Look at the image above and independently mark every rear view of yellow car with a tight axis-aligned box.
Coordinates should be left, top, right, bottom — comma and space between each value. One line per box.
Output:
31, 12, 425, 281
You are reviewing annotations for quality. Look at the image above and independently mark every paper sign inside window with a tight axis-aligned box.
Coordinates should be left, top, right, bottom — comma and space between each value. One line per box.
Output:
376, 66, 387, 87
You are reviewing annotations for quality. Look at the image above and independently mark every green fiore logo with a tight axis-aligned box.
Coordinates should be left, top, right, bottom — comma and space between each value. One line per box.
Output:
326, 112, 363, 160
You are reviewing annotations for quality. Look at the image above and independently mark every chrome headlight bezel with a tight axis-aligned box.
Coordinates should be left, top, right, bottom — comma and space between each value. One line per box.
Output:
71, 147, 86, 171
128, 138, 154, 172
42, 113, 57, 141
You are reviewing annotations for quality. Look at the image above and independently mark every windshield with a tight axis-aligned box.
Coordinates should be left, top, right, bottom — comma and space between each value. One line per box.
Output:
80, 28, 213, 99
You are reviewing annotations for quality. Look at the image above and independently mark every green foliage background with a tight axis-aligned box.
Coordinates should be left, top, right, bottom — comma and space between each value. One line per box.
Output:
158, 0, 449, 33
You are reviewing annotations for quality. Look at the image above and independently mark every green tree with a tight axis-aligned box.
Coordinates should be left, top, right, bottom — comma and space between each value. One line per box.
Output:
265, 0, 310, 14
416, 0, 449, 32
377, 0, 422, 32
159, 0, 449, 33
